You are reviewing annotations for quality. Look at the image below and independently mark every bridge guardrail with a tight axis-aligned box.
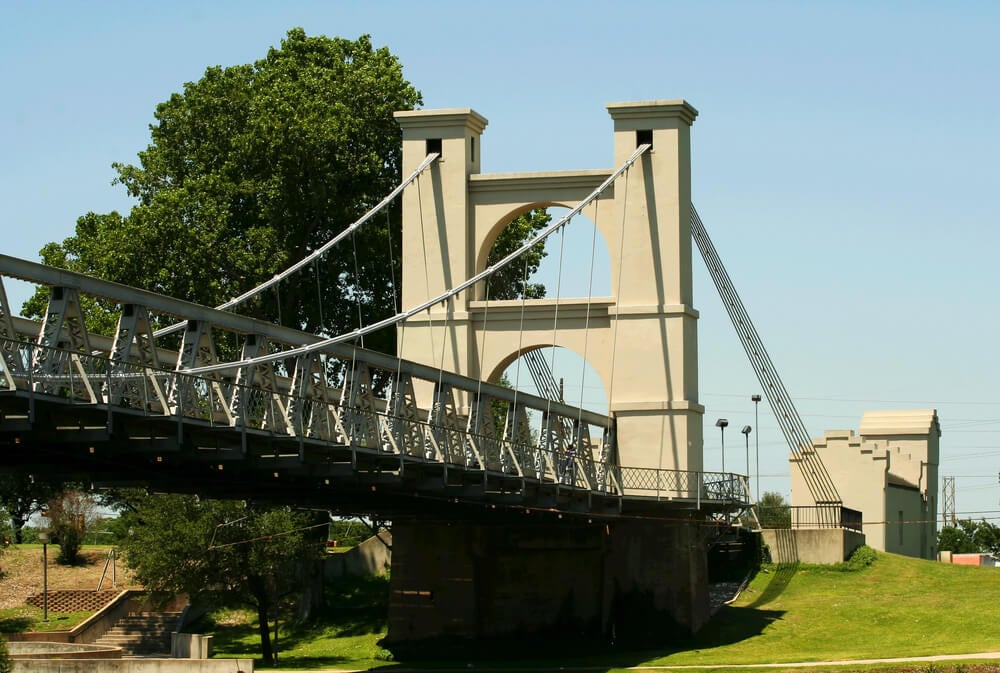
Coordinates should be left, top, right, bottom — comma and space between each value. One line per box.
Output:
617, 466, 750, 506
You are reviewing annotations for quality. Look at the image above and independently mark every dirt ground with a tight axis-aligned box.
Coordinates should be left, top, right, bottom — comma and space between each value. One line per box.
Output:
0, 546, 135, 609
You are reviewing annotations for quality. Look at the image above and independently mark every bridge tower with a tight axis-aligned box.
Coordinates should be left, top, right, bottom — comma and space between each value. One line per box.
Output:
394, 100, 704, 476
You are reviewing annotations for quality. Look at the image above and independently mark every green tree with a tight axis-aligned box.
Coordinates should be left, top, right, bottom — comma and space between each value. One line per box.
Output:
46, 490, 100, 565
485, 209, 552, 300
0, 471, 61, 544
114, 493, 322, 666
938, 519, 1000, 555
26, 29, 421, 355
27, 29, 549, 353
757, 490, 791, 529
0, 634, 10, 673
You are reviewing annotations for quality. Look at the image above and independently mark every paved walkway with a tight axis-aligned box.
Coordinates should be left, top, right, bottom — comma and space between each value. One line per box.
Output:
298, 651, 1000, 672
624, 651, 1000, 669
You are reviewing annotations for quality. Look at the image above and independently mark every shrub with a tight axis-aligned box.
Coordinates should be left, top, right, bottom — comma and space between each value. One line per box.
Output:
0, 634, 11, 673
56, 523, 83, 565
828, 545, 878, 572
847, 545, 877, 569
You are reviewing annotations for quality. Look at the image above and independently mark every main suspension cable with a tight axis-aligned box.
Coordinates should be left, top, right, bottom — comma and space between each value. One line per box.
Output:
155, 152, 440, 338
183, 144, 651, 375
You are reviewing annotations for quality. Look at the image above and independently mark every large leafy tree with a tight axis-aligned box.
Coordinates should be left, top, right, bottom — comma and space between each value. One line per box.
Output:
26, 29, 551, 351
26, 29, 421, 354
114, 493, 322, 666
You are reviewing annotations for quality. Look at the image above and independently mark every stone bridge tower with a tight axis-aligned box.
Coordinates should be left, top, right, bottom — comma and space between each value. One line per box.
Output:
394, 100, 704, 475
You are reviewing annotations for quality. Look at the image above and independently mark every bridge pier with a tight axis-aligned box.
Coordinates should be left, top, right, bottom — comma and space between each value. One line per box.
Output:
385, 513, 710, 651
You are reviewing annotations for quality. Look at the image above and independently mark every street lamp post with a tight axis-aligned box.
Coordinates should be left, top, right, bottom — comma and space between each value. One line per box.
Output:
38, 531, 49, 622
741, 425, 752, 499
751, 394, 762, 501
715, 418, 729, 473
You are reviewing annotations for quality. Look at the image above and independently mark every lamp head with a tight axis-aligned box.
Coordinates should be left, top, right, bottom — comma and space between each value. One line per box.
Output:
751, 394, 762, 403
741, 425, 752, 435
715, 418, 728, 428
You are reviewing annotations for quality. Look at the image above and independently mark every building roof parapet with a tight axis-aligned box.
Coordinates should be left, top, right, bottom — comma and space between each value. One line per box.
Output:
859, 409, 941, 437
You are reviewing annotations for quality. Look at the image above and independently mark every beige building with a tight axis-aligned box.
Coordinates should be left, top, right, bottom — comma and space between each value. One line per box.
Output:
790, 409, 940, 559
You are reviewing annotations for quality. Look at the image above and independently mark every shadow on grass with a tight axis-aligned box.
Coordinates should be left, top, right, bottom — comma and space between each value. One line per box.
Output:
203, 572, 788, 672
746, 563, 799, 608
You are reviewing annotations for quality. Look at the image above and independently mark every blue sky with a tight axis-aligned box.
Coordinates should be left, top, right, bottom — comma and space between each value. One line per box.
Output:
2, 1, 998, 519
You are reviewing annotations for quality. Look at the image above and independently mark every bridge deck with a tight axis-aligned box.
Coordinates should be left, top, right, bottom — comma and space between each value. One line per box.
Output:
0, 387, 742, 519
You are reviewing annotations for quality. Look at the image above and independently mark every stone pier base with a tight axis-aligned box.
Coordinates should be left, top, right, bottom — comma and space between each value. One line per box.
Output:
385, 513, 709, 650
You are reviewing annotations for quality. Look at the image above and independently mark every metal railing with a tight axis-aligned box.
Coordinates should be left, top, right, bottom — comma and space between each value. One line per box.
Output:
617, 466, 750, 506
757, 504, 863, 532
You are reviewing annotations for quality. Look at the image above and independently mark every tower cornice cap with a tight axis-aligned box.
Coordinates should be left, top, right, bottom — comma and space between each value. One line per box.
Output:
394, 108, 488, 135
606, 100, 698, 126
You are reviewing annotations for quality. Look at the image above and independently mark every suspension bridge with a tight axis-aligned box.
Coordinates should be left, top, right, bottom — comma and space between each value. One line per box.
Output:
0, 100, 843, 647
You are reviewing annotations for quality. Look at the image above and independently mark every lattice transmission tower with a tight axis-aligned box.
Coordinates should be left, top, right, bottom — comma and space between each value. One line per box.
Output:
941, 476, 956, 527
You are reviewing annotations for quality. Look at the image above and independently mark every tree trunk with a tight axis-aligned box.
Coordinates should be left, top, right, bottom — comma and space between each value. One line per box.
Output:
11, 514, 27, 544
255, 600, 274, 666
296, 558, 325, 620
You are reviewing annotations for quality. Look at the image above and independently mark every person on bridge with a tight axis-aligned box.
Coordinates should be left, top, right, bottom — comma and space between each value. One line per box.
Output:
561, 444, 577, 485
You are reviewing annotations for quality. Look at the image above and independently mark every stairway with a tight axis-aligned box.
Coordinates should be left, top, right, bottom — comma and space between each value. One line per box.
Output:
95, 611, 182, 656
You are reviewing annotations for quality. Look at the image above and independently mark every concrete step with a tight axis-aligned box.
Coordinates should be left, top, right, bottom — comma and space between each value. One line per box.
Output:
95, 611, 181, 656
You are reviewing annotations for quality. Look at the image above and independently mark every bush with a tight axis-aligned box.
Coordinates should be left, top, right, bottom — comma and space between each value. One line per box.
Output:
829, 545, 877, 572
847, 545, 877, 568
0, 634, 11, 673
56, 523, 83, 565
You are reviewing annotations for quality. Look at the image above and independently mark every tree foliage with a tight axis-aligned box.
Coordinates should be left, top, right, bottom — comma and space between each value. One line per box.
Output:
113, 492, 323, 666
26, 29, 422, 355
27, 29, 551, 356
485, 209, 551, 300
757, 490, 791, 529
0, 634, 10, 673
938, 519, 1000, 555
0, 471, 61, 544
45, 490, 101, 565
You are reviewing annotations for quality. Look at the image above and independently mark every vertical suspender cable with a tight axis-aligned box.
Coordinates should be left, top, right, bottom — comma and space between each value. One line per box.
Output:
606, 166, 632, 417
575, 197, 602, 429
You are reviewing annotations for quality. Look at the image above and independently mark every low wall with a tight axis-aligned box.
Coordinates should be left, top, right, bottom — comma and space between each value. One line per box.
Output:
11, 659, 254, 673
171, 633, 213, 659
762, 528, 866, 564
70, 590, 143, 644
8, 642, 122, 660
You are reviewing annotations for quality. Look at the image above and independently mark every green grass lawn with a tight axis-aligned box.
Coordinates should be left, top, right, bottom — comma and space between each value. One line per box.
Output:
634, 551, 999, 669
195, 574, 394, 670
195, 549, 1000, 671
0, 606, 93, 634
7, 546, 997, 671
